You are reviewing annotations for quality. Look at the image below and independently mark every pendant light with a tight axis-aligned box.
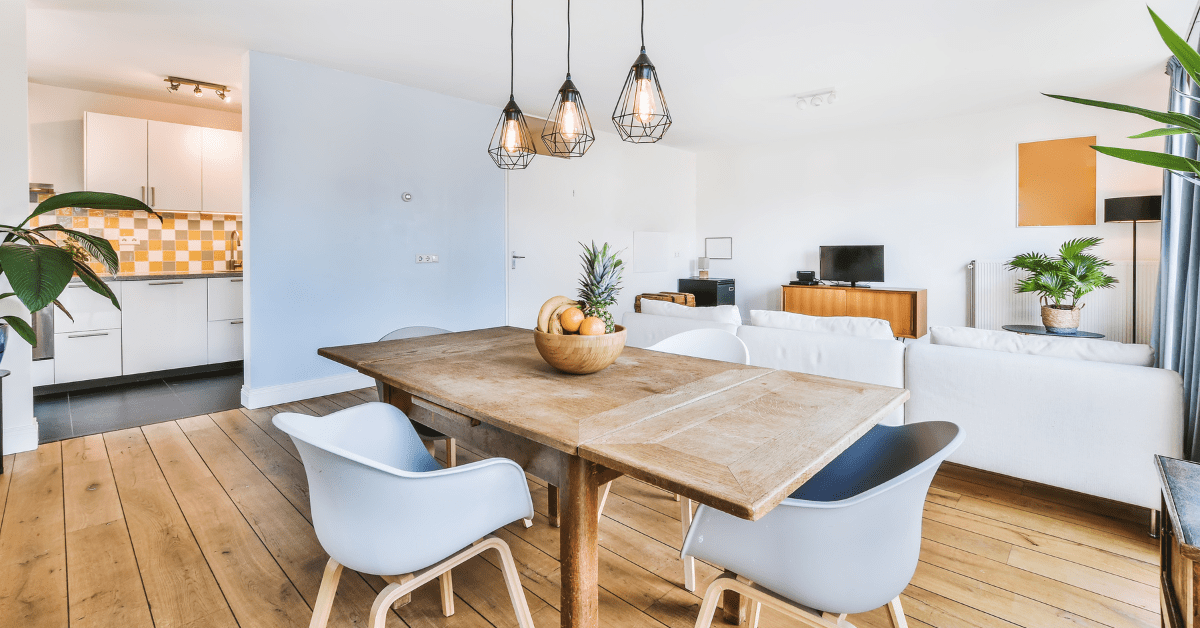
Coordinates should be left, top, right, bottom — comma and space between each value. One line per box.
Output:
612, 0, 671, 142
488, 0, 536, 169
541, 0, 594, 158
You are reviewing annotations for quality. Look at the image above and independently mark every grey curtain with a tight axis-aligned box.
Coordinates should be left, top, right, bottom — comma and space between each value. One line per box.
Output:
1155, 57, 1200, 460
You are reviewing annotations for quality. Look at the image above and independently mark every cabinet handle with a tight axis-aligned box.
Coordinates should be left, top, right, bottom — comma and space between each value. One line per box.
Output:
230, 320, 243, 325
68, 332, 109, 339
141, 186, 146, 203
148, 281, 184, 286
67, 284, 88, 288
150, 186, 156, 207
230, 279, 243, 283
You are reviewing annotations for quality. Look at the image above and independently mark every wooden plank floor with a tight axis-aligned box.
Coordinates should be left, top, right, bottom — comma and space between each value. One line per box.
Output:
0, 388, 1160, 628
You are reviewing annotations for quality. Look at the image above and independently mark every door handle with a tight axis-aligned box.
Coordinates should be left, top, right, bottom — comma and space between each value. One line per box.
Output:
68, 332, 109, 339
148, 281, 184, 285
511, 252, 525, 270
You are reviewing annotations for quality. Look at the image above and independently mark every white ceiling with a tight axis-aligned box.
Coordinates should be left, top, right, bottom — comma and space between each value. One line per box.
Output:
26, 0, 1199, 150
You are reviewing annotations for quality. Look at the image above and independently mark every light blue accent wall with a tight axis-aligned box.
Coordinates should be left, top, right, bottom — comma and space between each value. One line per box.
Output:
244, 51, 505, 391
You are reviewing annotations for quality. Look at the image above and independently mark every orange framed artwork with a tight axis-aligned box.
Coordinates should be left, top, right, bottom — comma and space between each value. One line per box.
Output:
1017, 136, 1097, 226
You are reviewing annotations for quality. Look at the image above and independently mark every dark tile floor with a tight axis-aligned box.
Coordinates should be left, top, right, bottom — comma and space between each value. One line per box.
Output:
35, 368, 244, 443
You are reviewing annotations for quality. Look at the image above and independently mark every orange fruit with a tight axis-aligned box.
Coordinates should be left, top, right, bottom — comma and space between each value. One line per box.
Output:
560, 307, 585, 333
578, 316, 606, 336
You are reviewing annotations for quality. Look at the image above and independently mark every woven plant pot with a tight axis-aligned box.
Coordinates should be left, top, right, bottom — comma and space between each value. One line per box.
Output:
1041, 304, 1081, 334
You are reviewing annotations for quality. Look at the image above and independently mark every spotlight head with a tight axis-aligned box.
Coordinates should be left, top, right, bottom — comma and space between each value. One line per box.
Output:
826, 91, 838, 104
167, 81, 180, 93
795, 98, 808, 110
193, 85, 203, 97
218, 90, 232, 103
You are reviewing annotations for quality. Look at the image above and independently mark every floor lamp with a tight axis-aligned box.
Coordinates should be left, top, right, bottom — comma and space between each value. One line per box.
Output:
1104, 195, 1162, 343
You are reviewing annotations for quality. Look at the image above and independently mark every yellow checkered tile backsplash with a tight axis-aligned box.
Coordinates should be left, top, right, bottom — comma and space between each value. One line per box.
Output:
29, 208, 242, 275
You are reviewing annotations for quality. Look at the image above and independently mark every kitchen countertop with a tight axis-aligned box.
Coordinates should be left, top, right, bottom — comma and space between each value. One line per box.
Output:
70, 270, 243, 283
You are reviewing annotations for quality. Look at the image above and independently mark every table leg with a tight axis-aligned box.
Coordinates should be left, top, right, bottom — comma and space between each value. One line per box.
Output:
560, 456, 600, 628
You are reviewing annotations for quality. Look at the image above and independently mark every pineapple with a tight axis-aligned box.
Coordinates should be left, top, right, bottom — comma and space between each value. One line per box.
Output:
577, 241, 624, 333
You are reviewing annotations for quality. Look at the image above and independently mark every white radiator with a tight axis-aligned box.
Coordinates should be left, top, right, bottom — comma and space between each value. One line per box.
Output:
970, 260, 1159, 344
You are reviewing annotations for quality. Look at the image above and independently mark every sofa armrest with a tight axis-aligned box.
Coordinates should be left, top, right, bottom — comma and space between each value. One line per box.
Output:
904, 342, 1183, 509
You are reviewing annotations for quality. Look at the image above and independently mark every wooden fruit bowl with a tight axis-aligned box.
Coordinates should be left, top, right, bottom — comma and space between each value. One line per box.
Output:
534, 325, 627, 375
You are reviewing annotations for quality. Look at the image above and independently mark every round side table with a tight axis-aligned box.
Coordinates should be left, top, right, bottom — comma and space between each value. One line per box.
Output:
1002, 325, 1104, 339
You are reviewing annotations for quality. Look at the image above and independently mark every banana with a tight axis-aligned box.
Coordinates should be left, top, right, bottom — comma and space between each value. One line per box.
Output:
537, 296, 574, 332
549, 301, 576, 335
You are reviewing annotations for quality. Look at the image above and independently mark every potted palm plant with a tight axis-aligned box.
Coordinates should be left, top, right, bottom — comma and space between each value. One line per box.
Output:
1006, 237, 1117, 334
0, 191, 159, 362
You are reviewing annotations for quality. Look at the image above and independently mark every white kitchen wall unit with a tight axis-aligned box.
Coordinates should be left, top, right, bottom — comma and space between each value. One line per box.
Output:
121, 279, 208, 374
84, 112, 148, 202
207, 276, 243, 320
55, 329, 122, 383
202, 128, 242, 214
208, 320, 244, 363
207, 276, 244, 363
147, 120, 203, 212
55, 281, 122, 333
83, 112, 241, 214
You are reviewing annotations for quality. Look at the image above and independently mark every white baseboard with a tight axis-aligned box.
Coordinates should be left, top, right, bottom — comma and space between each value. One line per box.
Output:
3, 420, 39, 455
241, 372, 375, 409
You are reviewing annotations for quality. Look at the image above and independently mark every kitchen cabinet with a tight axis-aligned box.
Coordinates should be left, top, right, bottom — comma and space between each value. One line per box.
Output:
55, 329, 122, 384
56, 282, 122, 334
208, 320, 244, 363
147, 120, 203, 212
202, 128, 242, 214
207, 276, 243, 321
84, 112, 148, 202
122, 279, 208, 374
83, 113, 240, 214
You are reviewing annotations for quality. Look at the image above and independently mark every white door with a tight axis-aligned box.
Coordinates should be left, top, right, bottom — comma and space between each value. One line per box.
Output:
84, 112, 147, 200
202, 128, 242, 214
148, 120, 203, 212
121, 279, 208, 374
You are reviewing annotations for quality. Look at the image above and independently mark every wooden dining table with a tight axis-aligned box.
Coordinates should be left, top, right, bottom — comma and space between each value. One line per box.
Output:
319, 326, 909, 628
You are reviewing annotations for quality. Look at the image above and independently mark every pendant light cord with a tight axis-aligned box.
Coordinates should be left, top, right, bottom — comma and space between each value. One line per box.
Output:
567, 0, 571, 75
641, 0, 645, 48
513, 0, 518, 96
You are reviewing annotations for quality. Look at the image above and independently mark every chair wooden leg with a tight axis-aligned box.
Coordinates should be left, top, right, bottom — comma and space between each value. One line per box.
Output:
439, 571, 455, 616
308, 558, 344, 628
383, 574, 414, 609
597, 481, 613, 523
749, 601, 762, 628
886, 597, 908, 628
548, 484, 561, 528
692, 576, 728, 628
446, 438, 457, 467
682, 498, 695, 592
489, 535, 537, 628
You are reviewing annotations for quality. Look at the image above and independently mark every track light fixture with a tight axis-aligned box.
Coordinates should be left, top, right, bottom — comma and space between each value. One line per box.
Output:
164, 77, 233, 104
795, 89, 837, 110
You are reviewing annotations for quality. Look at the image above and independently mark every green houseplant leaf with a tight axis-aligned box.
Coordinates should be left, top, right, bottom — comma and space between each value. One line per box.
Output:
30, 224, 120, 275
1, 314, 36, 346
1007, 238, 1117, 308
21, 191, 159, 228
0, 243, 78, 312
72, 260, 121, 310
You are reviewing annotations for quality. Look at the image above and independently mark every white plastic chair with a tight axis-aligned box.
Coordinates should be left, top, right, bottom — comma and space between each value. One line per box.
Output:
377, 327, 457, 466
640, 328, 752, 592
682, 421, 963, 628
273, 402, 537, 628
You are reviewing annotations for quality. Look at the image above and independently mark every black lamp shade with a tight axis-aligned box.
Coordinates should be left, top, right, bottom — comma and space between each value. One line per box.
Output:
1104, 195, 1162, 223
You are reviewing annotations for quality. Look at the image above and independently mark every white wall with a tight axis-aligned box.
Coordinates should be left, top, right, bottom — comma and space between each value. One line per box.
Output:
28, 82, 240, 194
506, 132, 697, 327
695, 68, 1169, 328
242, 51, 506, 407
1, 0, 34, 454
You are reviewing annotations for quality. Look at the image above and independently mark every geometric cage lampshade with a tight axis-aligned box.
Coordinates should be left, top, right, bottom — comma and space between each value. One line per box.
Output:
612, 47, 672, 143
489, 97, 537, 170
541, 75, 595, 158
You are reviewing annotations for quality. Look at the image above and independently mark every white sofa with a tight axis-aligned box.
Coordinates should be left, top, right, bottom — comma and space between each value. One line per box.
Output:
905, 330, 1184, 510
621, 309, 906, 425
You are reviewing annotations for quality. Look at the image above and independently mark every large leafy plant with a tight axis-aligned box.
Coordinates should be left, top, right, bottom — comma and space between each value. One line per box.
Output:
1007, 237, 1117, 309
0, 192, 159, 345
1045, 7, 1200, 179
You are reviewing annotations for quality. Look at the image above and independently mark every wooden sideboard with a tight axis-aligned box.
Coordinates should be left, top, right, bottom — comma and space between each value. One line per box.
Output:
780, 284, 928, 338
1160, 455, 1200, 628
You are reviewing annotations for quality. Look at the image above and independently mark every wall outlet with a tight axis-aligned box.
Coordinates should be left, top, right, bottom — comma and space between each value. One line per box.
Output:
119, 236, 139, 246
416, 254, 439, 263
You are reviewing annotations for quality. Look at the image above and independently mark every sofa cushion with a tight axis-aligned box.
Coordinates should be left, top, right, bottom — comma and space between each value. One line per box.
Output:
736, 325, 905, 426
641, 300, 742, 325
749, 309, 894, 340
929, 326, 1153, 367
620, 312, 739, 349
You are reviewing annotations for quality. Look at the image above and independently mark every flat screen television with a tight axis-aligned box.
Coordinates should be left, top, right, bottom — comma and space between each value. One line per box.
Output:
820, 245, 884, 287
